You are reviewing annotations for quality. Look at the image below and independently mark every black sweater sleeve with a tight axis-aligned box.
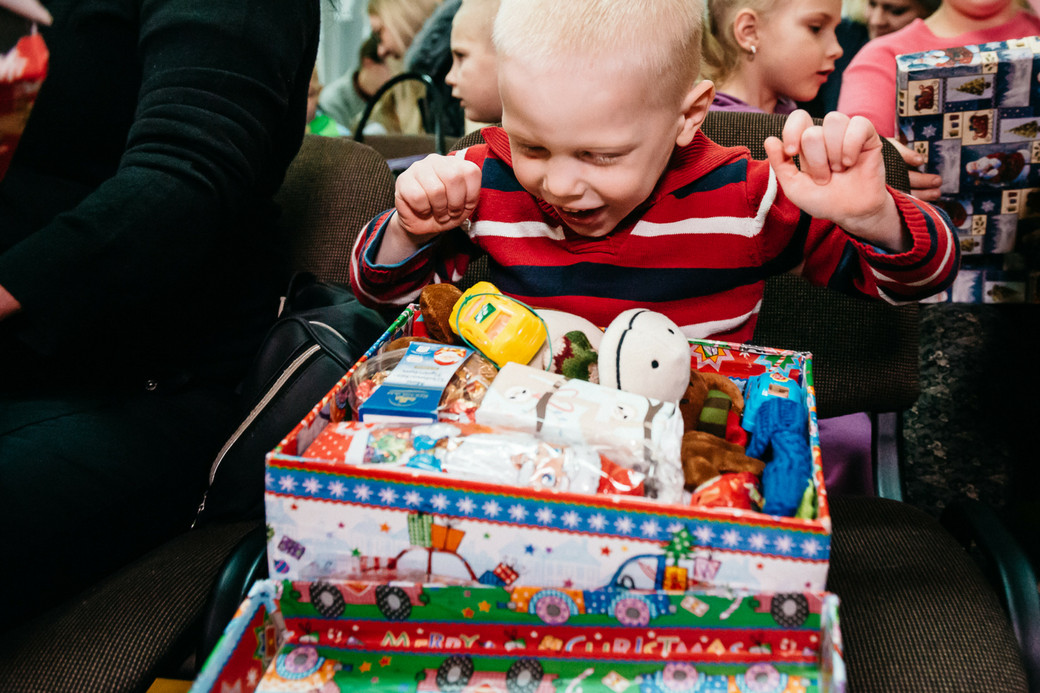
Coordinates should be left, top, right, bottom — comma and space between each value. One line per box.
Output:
0, 0, 320, 377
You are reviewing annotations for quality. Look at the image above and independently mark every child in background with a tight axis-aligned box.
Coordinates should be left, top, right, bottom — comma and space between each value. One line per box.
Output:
701, 0, 889, 494
701, 0, 844, 114
838, 0, 1040, 198
801, 0, 940, 117
445, 0, 502, 128
320, 0, 444, 135
305, 67, 349, 137
350, 0, 957, 379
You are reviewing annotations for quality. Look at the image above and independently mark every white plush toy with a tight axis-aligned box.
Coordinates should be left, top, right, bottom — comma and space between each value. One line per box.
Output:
598, 308, 691, 404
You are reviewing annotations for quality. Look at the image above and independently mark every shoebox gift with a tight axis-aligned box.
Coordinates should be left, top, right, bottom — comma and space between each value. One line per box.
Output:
190, 577, 847, 693
263, 301, 832, 595
895, 37, 1040, 302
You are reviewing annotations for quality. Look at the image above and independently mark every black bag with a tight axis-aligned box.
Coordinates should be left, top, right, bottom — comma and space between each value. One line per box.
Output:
194, 273, 390, 524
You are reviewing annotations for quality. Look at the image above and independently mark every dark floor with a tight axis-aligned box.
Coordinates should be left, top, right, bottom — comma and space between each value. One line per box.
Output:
902, 303, 1039, 561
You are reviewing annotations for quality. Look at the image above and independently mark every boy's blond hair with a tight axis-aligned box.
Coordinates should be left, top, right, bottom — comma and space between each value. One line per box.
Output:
492, 0, 704, 105
700, 0, 778, 85
456, 0, 500, 28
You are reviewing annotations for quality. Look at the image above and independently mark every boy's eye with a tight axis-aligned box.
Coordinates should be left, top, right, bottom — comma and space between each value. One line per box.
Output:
809, 24, 822, 34
582, 152, 620, 165
517, 144, 548, 158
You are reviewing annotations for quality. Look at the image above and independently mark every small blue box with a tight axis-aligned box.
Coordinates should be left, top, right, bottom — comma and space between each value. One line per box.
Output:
358, 342, 474, 423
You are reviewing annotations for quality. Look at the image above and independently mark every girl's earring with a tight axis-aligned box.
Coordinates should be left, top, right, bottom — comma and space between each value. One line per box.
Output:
747, 44, 757, 61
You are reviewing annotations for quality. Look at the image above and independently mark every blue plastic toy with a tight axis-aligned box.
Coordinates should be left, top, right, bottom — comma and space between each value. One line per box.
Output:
743, 372, 812, 517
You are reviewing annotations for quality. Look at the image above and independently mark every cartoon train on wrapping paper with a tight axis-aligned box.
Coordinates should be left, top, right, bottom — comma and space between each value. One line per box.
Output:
299, 513, 819, 631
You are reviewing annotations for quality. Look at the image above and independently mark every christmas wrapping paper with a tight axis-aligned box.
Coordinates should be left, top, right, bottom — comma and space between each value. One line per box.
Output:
190, 578, 846, 693
0, 27, 47, 180
263, 307, 831, 595
896, 36, 1040, 302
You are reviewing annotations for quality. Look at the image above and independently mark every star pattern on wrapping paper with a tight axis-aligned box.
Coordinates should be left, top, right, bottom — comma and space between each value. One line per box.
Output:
691, 344, 733, 371
274, 467, 829, 561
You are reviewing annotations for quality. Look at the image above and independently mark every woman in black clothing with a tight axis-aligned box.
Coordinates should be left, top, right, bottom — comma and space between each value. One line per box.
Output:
0, 0, 319, 627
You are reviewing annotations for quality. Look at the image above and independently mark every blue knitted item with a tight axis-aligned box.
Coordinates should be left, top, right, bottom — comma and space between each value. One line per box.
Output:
746, 397, 812, 517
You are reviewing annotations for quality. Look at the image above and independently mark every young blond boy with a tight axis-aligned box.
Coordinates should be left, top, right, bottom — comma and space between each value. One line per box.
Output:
351, 0, 958, 343
444, 0, 501, 126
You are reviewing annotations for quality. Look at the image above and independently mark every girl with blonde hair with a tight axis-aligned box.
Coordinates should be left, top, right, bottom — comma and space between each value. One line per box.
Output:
320, 0, 444, 134
701, 0, 843, 114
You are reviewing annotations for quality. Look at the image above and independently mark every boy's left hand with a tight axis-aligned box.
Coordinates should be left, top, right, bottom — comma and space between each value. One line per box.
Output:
764, 110, 908, 253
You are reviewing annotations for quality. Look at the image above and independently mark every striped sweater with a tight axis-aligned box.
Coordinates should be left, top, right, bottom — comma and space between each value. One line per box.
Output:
351, 126, 959, 342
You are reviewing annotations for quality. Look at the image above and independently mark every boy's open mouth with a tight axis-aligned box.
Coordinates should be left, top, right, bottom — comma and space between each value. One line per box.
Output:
557, 205, 606, 226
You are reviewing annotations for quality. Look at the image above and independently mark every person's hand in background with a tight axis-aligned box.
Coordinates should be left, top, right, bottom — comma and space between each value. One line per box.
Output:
888, 138, 942, 201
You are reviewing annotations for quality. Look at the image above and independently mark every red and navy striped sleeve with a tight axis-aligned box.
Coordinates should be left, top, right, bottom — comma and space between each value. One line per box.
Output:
349, 148, 488, 310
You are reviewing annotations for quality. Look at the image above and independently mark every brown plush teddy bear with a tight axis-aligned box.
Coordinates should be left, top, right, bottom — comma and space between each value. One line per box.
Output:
678, 370, 761, 490
682, 431, 765, 488
419, 283, 465, 344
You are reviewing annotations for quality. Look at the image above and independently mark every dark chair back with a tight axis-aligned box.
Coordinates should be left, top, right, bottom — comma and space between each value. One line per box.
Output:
277, 134, 396, 284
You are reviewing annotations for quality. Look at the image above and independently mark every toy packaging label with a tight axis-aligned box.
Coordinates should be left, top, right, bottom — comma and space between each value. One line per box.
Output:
896, 37, 1040, 302
359, 342, 474, 423
190, 578, 847, 693
264, 307, 831, 596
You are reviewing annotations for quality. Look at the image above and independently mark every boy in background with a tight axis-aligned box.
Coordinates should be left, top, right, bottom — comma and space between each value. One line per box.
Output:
351, 0, 958, 344
445, 0, 501, 128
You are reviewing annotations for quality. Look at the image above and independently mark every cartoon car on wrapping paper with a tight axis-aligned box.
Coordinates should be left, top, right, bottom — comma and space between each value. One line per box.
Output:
296, 580, 428, 621
299, 516, 481, 593
506, 553, 722, 627
639, 662, 803, 693
417, 655, 557, 693
751, 592, 822, 628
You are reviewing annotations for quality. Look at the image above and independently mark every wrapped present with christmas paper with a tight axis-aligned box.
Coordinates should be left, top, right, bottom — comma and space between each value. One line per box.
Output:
265, 306, 834, 595
896, 37, 1040, 302
190, 578, 847, 693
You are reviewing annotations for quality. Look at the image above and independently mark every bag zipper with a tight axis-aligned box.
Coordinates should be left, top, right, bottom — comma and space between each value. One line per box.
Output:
192, 342, 323, 526
310, 320, 351, 348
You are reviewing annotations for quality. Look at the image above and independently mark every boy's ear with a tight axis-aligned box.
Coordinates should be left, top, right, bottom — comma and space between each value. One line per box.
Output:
675, 80, 715, 147
732, 9, 760, 52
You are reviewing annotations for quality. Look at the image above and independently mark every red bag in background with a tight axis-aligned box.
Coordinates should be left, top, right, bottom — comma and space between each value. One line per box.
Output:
0, 29, 47, 180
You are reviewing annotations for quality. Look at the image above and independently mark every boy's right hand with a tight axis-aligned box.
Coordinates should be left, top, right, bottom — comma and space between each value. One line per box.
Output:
378, 154, 482, 264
